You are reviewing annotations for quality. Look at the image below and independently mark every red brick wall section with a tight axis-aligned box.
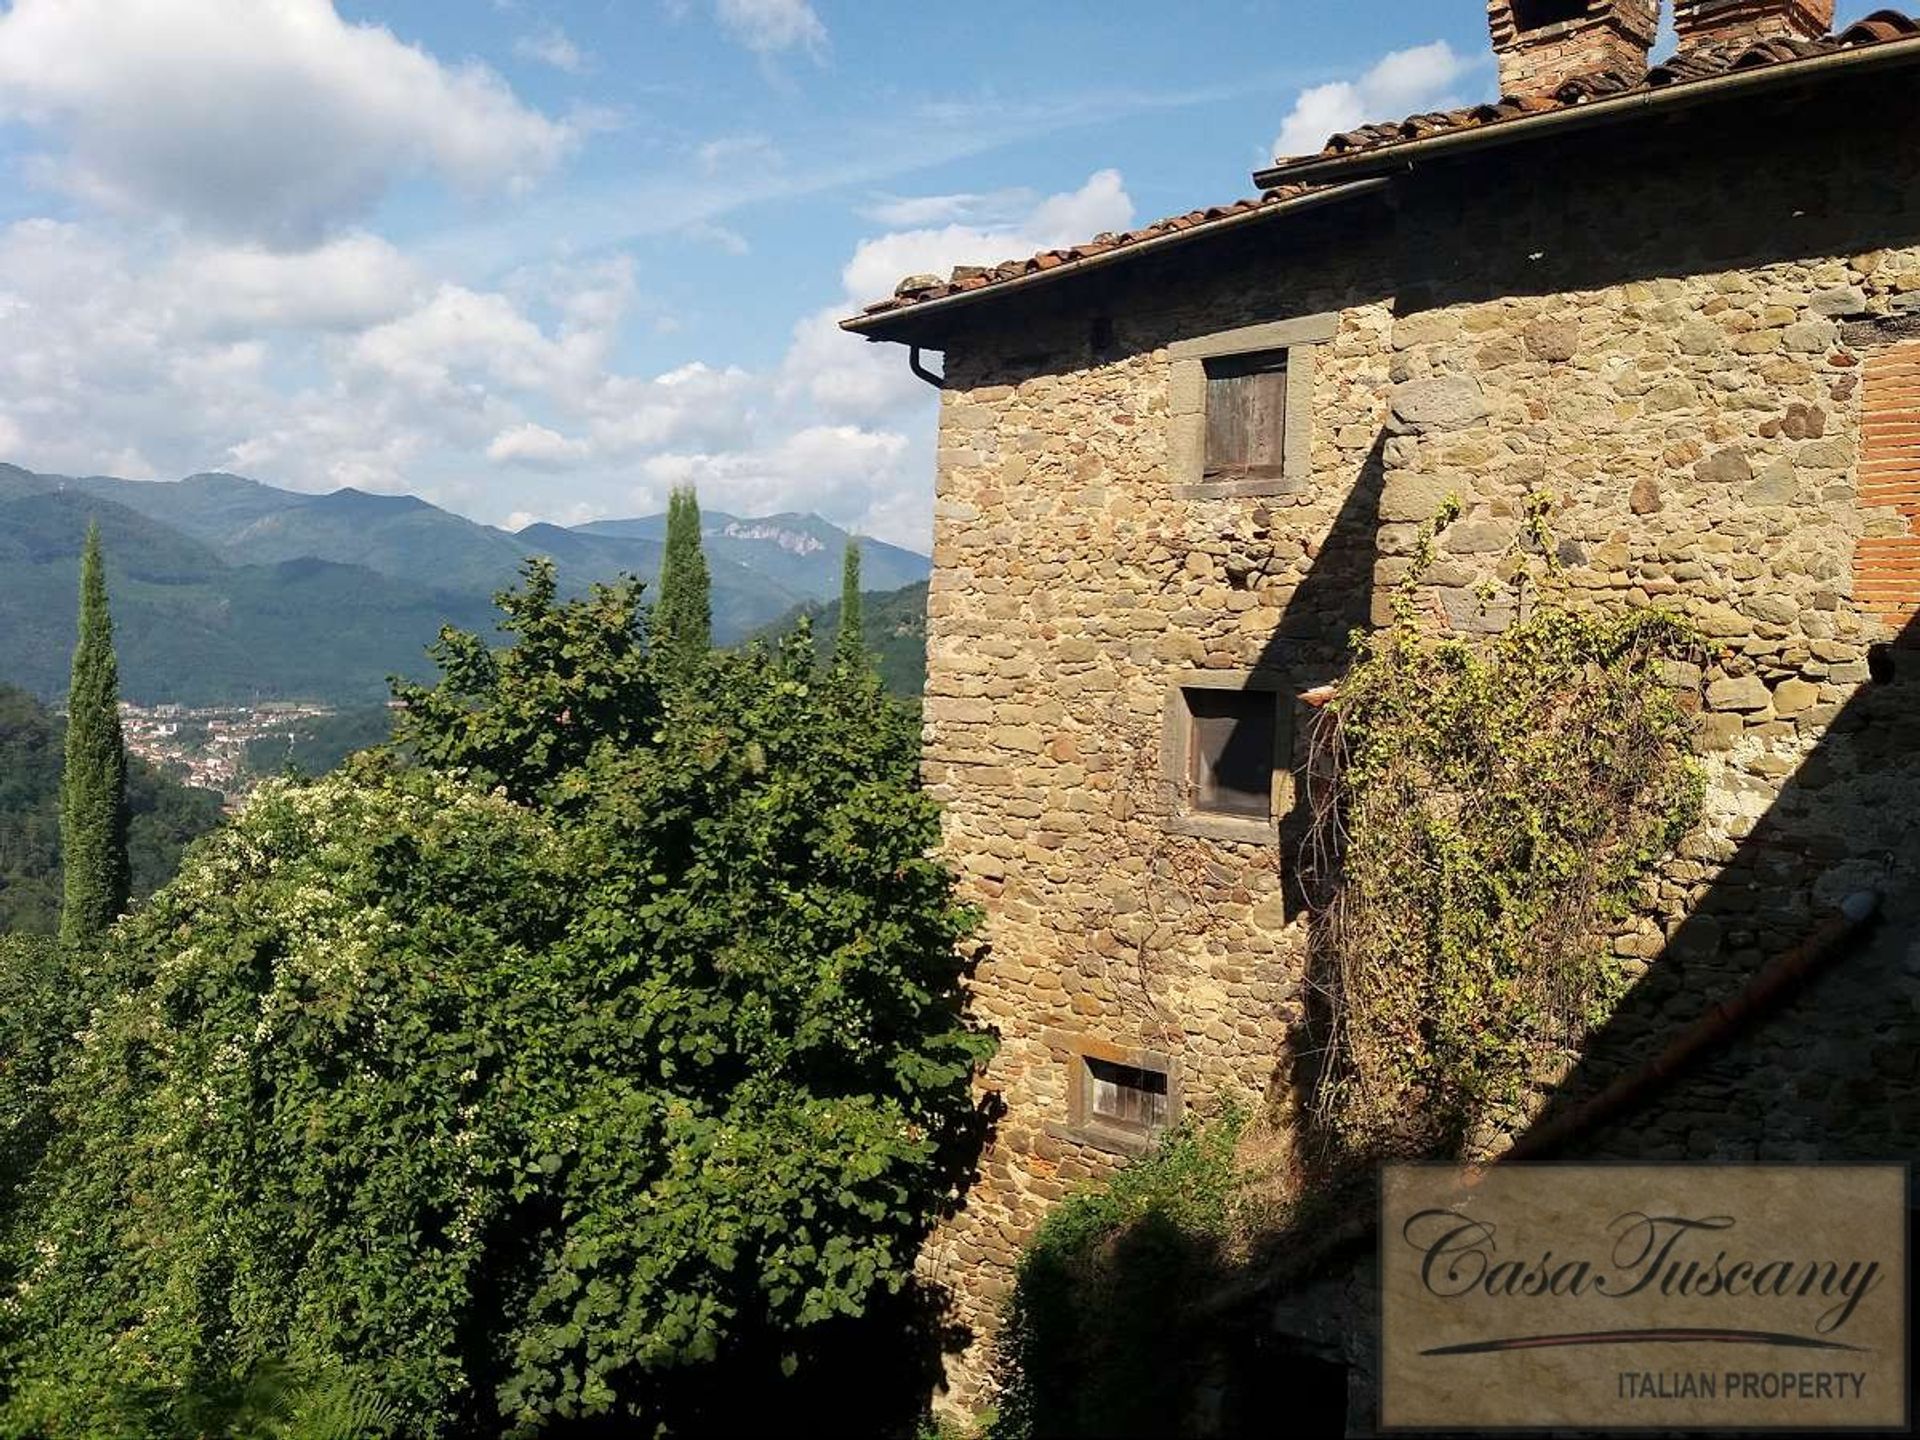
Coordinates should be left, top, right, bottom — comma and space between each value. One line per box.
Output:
1857, 342, 1920, 633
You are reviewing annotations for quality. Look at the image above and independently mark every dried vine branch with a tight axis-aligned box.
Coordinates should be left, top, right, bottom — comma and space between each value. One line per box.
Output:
1299, 501, 1706, 1164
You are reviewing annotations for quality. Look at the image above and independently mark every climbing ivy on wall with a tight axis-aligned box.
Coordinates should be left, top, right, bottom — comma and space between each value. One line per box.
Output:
1305, 503, 1706, 1161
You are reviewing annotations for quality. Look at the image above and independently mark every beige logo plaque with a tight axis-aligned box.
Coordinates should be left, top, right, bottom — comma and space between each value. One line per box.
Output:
1381, 1165, 1908, 1432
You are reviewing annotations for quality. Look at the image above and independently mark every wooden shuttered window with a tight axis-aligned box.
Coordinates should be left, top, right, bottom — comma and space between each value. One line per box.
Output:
1857, 342, 1920, 635
1203, 351, 1289, 482
1185, 686, 1278, 819
1084, 1057, 1171, 1136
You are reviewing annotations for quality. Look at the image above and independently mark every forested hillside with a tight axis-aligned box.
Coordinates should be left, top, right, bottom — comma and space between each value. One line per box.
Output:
0, 687, 224, 934
764, 581, 929, 696
238, 704, 397, 784
0, 466, 930, 706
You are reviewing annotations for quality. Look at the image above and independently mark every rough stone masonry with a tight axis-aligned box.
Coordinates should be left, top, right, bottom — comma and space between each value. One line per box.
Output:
849, 18, 1920, 1419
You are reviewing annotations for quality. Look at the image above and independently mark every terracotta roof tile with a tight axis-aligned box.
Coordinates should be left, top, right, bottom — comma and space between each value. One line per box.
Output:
849, 11, 1920, 326
1266, 9, 1920, 181
853, 188, 1318, 318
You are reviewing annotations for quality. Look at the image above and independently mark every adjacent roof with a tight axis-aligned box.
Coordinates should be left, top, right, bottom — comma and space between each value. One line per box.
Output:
1253, 8, 1920, 188
843, 9, 1920, 338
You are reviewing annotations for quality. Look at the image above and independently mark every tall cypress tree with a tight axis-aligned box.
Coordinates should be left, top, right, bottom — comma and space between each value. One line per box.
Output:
835, 538, 865, 670
655, 486, 711, 675
59, 522, 130, 947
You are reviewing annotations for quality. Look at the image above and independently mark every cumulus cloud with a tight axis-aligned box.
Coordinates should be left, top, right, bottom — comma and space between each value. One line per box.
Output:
172, 234, 421, 335
840, 168, 1133, 304
639, 424, 910, 521
513, 26, 590, 74
1272, 40, 1484, 160
488, 423, 591, 469
0, 0, 573, 245
0, 118, 1136, 550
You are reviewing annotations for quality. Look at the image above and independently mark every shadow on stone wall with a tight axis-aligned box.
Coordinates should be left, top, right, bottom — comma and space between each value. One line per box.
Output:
1004, 492, 1916, 1439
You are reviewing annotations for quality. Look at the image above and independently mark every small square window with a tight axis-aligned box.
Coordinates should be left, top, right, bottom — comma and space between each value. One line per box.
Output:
1203, 351, 1289, 483
1085, 1057, 1171, 1136
1185, 687, 1278, 819
1161, 674, 1294, 845
1046, 1032, 1185, 1157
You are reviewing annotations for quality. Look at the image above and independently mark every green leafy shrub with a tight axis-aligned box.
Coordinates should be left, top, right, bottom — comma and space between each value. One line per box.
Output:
0, 936, 88, 1217
989, 1113, 1246, 1440
1, 567, 990, 1438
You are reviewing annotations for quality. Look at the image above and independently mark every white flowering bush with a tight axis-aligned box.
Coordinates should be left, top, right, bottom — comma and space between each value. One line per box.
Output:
0, 567, 989, 1438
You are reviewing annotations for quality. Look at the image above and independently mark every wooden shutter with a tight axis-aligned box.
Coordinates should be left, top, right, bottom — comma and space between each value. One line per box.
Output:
1204, 352, 1288, 481
1857, 343, 1920, 633
1186, 687, 1277, 818
1086, 1058, 1170, 1133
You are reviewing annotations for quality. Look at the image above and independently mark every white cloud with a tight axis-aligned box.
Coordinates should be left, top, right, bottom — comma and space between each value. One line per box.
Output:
0, 0, 573, 245
172, 234, 421, 335
860, 188, 1035, 229
0, 128, 1134, 552
1272, 41, 1484, 160
514, 26, 590, 75
713, 0, 827, 57
840, 168, 1133, 304
488, 423, 591, 469
771, 168, 1135, 449
639, 424, 911, 520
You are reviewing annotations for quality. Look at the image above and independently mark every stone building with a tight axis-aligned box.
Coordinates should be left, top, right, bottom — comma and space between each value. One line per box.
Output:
844, 2, 1920, 1426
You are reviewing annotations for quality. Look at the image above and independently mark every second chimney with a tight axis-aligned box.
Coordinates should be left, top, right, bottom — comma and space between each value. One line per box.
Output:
1489, 0, 1660, 97
1671, 0, 1836, 47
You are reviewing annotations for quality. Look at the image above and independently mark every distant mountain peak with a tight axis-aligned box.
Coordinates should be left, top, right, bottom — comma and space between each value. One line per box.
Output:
717, 519, 827, 557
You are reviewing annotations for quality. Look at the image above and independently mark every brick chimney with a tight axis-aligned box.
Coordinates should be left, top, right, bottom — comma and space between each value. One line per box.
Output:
1489, 0, 1660, 97
1671, 0, 1835, 47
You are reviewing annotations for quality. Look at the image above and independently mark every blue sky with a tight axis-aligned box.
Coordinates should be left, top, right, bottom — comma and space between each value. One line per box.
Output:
0, 1, 1887, 546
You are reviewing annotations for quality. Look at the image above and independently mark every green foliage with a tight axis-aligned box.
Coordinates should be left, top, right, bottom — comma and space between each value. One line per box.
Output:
95, 1359, 400, 1440
989, 1113, 1248, 1440
2, 569, 990, 1438
390, 558, 658, 804
835, 540, 864, 670
654, 486, 712, 677
0, 936, 87, 1217
0, 685, 224, 936
1308, 510, 1704, 1159
58, 524, 129, 946
761, 581, 930, 698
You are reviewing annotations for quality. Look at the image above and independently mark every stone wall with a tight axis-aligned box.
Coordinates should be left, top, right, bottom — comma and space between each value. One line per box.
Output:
918, 77, 1920, 1416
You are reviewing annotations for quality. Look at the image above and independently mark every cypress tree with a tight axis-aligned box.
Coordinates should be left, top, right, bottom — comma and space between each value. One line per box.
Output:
835, 538, 865, 670
59, 522, 130, 947
655, 487, 711, 674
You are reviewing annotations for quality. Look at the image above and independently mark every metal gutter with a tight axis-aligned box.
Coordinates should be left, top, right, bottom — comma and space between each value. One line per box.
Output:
1252, 32, 1920, 190
839, 179, 1392, 340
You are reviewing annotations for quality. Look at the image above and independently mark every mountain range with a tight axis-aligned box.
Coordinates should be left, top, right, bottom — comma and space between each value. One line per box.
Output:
0, 464, 930, 705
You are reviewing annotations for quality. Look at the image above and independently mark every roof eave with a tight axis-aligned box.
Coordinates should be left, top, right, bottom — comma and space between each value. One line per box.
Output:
840, 179, 1392, 344
1252, 32, 1920, 190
